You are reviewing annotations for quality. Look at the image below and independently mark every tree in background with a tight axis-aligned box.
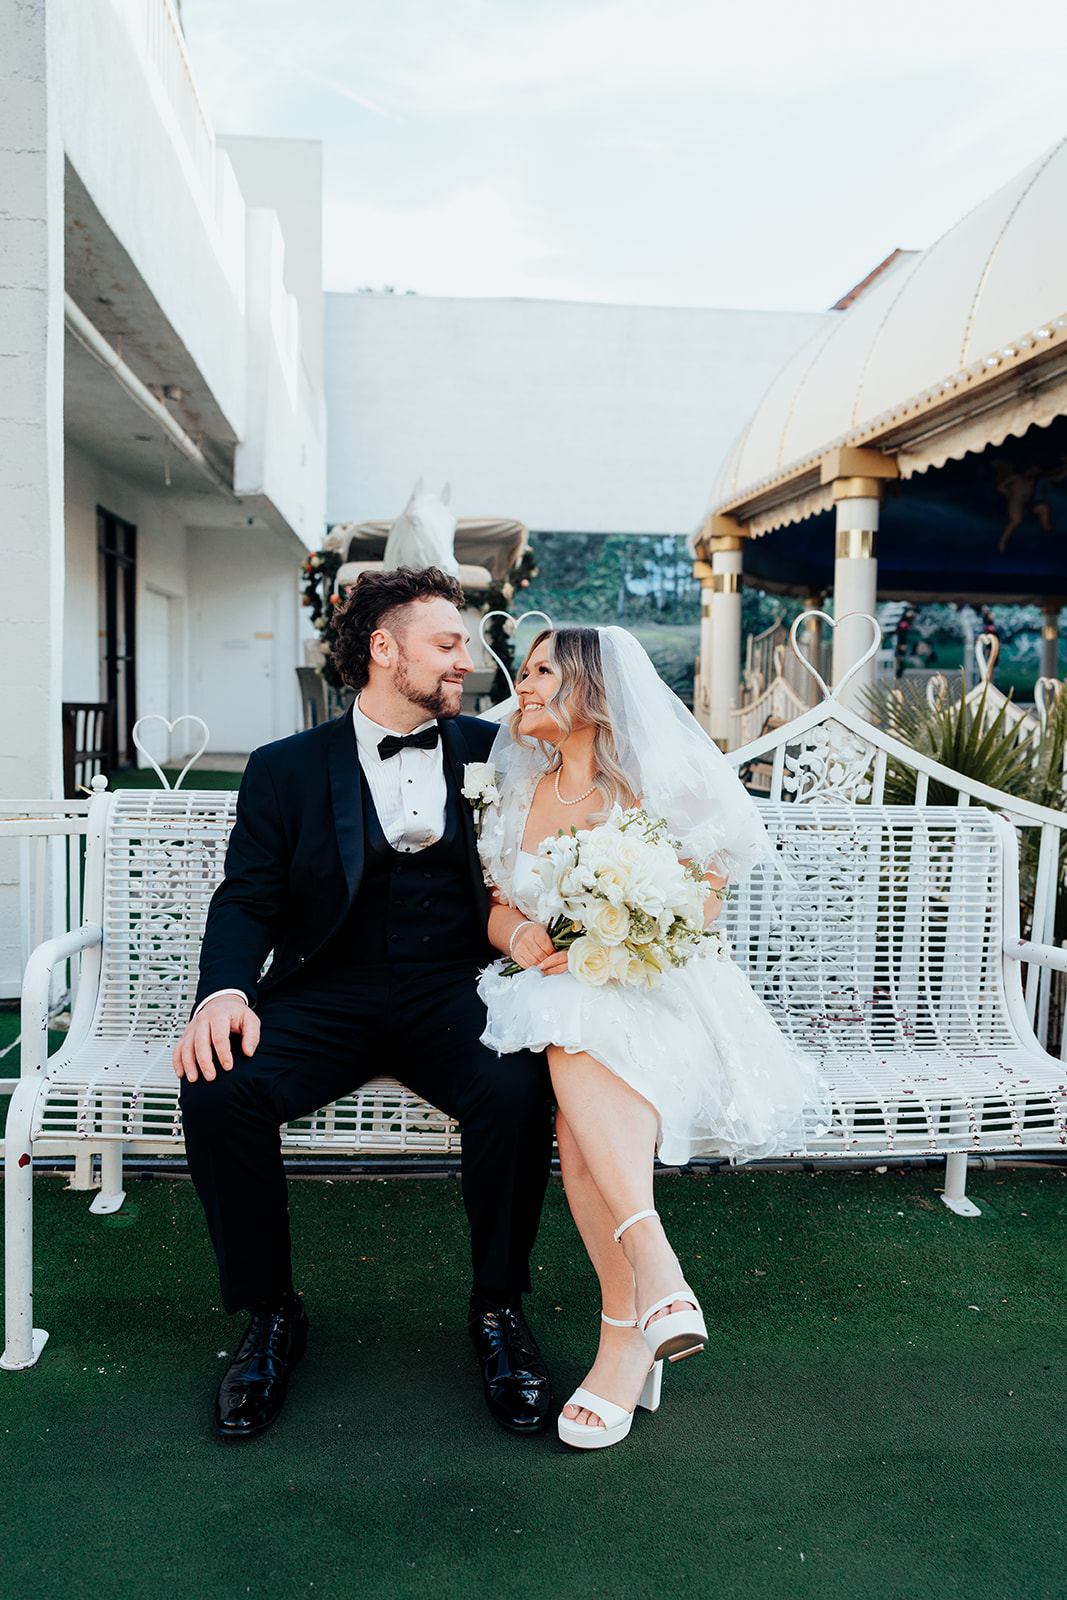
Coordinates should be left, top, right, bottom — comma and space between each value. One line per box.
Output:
521, 534, 799, 705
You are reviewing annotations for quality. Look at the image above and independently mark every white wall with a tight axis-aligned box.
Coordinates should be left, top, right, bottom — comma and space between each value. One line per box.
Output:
57, 0, 247, 433
57, 2, 326, 553
187, 527, 303, 751
220, 136, 324, 391
325, 295, 831, 533
0, 0, 66, 804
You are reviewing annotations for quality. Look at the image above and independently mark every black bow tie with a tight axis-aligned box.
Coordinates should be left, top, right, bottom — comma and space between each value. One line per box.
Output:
377, 726, 440, 760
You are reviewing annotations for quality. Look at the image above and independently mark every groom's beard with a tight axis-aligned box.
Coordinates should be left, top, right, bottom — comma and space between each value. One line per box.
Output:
394, 650, 464, 720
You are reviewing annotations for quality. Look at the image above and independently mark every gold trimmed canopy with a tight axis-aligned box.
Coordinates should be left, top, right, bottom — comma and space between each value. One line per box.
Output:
709, 139, 1067, 537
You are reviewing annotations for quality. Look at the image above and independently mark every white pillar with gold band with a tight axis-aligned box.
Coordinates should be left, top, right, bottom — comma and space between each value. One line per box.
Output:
820, 448, 899, 710
692, 513, 745, 745
1040, 602, 1062, 680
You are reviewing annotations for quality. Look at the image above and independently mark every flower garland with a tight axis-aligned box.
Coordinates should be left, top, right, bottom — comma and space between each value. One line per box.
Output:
299, 547, 346, 689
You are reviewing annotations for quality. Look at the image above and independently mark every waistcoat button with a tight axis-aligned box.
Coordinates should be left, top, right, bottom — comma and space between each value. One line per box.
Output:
389, 933, 400, 943
421, 935, 430, 943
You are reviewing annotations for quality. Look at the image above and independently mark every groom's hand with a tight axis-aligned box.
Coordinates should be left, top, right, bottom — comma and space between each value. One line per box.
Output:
173, 996, 260, 1084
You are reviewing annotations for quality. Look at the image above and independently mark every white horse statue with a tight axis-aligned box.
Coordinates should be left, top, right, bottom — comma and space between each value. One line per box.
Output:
383, 480, 460, 578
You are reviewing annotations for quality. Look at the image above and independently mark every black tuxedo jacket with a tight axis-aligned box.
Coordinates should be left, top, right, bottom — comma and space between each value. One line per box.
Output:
193, 710, 497, 1011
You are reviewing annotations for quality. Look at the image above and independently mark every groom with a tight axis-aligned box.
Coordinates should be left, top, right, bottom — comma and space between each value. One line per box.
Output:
173, 567, 554, 1439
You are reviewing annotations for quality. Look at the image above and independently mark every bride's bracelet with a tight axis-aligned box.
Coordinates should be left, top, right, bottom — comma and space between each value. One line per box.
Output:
508, 919, 537, 958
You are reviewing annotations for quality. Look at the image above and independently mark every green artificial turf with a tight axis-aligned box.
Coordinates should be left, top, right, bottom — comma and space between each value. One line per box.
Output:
2, 1165, 1066, 1599
108, 768, 243, 790
0, 1006, 67, 1091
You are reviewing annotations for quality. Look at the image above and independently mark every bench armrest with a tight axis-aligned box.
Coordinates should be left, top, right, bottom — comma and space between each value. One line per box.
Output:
18, 924, 103, 1078
1003, 938, 1067, 974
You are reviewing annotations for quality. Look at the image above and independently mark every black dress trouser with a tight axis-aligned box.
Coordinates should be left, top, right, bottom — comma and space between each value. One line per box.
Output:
180, 960, 553, 1314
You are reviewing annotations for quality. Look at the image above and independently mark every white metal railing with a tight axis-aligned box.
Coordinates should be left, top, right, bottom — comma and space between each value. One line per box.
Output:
114, 0, 216, 205
0, 801, 91, 1085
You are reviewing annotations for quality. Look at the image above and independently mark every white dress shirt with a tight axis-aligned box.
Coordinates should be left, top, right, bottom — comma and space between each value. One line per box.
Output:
194, 700, 449, 1016
350, 696, 447, 853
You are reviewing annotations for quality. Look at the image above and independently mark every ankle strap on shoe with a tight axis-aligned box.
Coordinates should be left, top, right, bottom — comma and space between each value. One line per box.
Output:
600, 1311, 638, 1328
612, 1208, 659, 1244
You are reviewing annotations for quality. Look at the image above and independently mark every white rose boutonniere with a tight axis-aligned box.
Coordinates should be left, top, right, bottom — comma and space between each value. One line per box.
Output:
462, 761, 500, 835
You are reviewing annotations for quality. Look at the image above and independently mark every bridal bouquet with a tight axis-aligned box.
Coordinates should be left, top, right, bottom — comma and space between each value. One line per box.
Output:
504, 805, 730, 988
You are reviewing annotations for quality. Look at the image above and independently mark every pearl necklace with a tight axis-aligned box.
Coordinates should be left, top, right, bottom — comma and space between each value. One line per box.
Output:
554, 768, 598, 806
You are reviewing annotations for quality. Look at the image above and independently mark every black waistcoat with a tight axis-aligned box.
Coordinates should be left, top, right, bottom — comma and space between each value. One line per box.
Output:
320, 769, 484, 966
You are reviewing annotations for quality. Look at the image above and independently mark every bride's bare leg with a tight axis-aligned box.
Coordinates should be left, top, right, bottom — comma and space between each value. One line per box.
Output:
556, 1108, 654, 1428
551, 1052, 698, 1428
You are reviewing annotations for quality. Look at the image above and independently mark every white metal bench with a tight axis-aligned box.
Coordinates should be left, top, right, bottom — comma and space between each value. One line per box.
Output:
5, 653, 1067, 1371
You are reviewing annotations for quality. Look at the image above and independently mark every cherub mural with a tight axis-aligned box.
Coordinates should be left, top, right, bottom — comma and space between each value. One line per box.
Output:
993, 458, 1067, 553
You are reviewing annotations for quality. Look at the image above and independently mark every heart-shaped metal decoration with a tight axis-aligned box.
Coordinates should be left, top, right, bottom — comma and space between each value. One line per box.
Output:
1035, 676, 1061, 734
974, 632, 1000, 684
478, 609, 554, 699
788, 610, 883, 703
131, 715, 211, 791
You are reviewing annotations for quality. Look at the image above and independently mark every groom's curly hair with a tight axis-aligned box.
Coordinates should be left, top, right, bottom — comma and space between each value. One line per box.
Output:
330, 566, 466, 690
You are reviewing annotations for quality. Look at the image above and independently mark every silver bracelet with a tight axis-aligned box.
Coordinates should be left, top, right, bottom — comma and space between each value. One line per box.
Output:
508, 919, 537, 958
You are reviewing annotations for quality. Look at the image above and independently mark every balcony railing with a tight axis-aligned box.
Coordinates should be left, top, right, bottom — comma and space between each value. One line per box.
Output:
113, 0, 216, 206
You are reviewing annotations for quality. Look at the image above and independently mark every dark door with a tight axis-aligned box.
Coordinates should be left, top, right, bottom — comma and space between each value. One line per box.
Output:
98, 508, 137, 767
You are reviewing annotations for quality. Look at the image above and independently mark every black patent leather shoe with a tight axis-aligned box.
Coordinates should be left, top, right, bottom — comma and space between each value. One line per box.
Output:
215, 1296, 308, 1440
468, 1294, 551, 1435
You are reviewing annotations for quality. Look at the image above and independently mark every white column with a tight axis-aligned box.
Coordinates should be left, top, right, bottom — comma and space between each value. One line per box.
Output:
1040, 603, 1062, 681
0, 0, 65, 800
709, 538, 744, 745
693, 564, 714, 735
831, 479, 880, 710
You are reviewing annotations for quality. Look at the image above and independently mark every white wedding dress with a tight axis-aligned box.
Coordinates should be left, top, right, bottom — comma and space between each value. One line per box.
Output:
475, 626, 831, 1167
477, 834, 830, 1167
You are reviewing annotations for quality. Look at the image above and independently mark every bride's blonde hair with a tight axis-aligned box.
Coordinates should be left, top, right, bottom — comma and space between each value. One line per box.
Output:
511, 627, 635, 818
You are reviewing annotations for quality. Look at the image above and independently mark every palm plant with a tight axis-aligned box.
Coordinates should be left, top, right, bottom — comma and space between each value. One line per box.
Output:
862, 674, 1035, 806
864, 672, 1067, 946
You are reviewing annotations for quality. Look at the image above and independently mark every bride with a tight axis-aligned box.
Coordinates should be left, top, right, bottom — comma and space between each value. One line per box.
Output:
476, 625, 829, 1451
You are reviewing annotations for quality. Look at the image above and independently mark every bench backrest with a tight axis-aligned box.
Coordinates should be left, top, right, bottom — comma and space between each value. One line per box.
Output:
84, 791, 1020, 1060
727, 803, 1018, 1057
89, 789, 238, 1039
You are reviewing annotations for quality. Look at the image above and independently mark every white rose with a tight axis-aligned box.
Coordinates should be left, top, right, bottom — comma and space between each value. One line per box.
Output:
610, 944, 649, 986
585, 900, 631, 946
461, 762, 499, 804
568, 937, 613, 986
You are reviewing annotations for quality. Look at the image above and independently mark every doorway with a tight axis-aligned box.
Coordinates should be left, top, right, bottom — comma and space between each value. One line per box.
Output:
98, 508, 137, 767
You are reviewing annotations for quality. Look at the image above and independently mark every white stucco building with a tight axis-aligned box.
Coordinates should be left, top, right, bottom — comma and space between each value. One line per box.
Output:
3, 0, 326, 806
325, 294, 830, 535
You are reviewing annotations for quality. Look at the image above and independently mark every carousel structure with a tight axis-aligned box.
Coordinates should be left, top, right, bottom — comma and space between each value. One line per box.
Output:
694, 137, 1067, 748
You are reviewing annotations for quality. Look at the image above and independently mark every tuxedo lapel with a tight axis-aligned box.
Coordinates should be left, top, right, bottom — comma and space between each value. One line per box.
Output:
326, 708, 365, 905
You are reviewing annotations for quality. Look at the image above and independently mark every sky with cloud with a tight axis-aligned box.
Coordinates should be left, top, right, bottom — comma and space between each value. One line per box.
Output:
181, 0, 1067, 312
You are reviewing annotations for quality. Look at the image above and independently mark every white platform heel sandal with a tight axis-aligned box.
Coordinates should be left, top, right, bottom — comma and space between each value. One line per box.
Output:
613, 1209, 708, 1364
557, 1313, 663, 1451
